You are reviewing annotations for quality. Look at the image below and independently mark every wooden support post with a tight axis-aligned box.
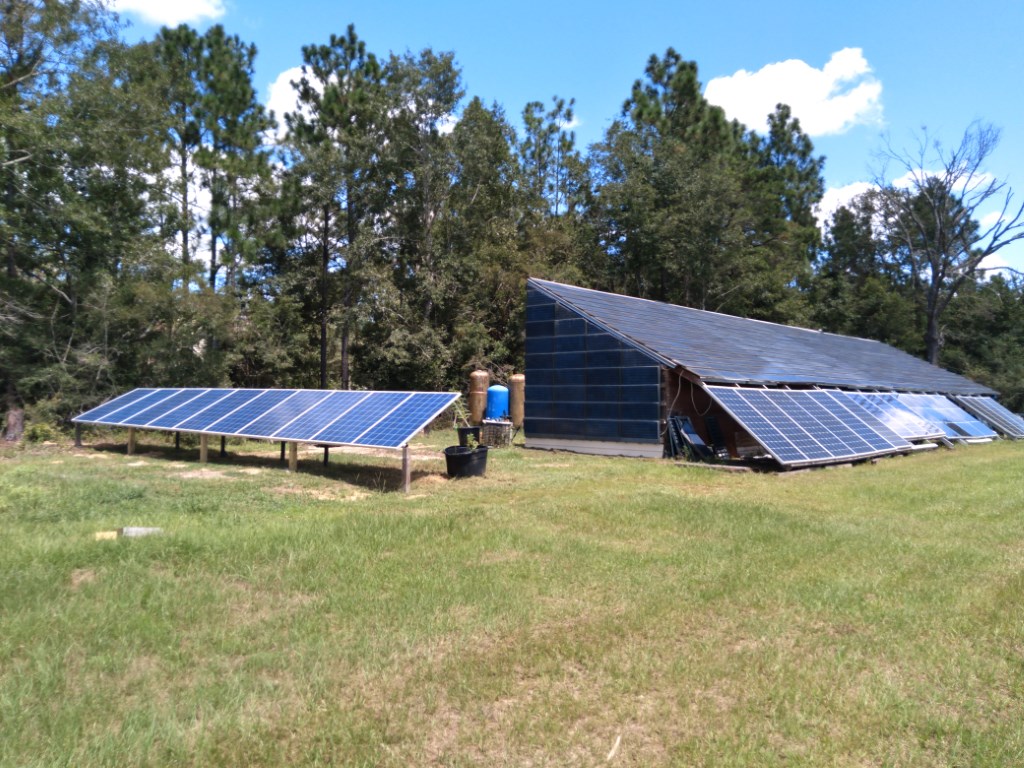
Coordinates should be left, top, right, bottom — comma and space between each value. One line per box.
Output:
220, 435, 227, 457
127, 428, 136, 455
288, 442, 298, 472
402, 444, 411, 494
323, 446, 329, 466
200, 434, 209, 464
74, 424, 82, 448
280, 441, 286, 462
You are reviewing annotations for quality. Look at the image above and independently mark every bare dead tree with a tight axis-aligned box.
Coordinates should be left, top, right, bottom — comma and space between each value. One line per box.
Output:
874, 122, 1024, 364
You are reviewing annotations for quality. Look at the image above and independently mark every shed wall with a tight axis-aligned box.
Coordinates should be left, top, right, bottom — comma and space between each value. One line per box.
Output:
524, 285, 662, 444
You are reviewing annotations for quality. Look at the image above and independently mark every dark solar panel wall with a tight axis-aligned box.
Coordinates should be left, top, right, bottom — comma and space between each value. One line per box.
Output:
525, 285, 662, 444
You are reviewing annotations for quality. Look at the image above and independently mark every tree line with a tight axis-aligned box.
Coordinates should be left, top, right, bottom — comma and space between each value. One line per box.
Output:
3, 0, 1023, 438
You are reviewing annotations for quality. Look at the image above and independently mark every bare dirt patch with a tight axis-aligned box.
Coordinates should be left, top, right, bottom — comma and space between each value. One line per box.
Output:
126, 460, 149, 467
70, 568, 97, 590
269, 484, 368, 502
179, 468, 233, 480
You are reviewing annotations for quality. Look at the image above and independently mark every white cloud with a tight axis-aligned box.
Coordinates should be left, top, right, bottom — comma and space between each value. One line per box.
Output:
111, 0, 225, 27
815, 180, 874, 229
704, 48, 883, 137
265, 67, 308, 141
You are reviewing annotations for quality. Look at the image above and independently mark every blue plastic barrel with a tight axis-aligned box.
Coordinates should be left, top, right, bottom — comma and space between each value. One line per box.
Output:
485, 384, 510, 420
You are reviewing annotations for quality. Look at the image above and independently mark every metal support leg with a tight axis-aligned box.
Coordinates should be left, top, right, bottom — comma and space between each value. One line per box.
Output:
323, 446, 329, 466
280, 441, 286, 462
74, 424, 82, 448
127, 428, 136, 455
220, 435, 227, 457
288, 442, 298, 472
200, 434, 209, 464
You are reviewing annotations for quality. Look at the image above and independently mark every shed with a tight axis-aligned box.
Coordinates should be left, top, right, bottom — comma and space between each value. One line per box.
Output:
524, 278, 1020, 468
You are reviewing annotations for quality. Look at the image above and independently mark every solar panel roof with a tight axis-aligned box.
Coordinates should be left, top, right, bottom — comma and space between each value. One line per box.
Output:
705, 386, 912, 467
74, 388, 459, 450
529, 278, 994, 395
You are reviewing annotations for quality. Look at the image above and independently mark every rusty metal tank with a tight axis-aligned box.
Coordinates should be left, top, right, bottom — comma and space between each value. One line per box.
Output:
468, 370, 490, 425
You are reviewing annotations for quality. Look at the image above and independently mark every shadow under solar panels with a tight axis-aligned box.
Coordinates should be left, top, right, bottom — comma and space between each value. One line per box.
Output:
705, 386, 911, 468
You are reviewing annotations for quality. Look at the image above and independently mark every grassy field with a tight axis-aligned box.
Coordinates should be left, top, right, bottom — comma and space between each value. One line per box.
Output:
1, 430, 1023, 767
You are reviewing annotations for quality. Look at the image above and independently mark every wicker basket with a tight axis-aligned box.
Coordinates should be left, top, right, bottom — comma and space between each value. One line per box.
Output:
480, 419, 512, 447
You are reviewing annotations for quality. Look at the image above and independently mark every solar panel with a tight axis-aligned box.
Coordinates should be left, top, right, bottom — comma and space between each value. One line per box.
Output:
950, 395, 1024, 439
73, 388, 459, 450
74, 388, 159, 423
890, 393, 997, 440
174, 389, 265, 432
844, 392, 946, 441
705, 386, 911, 467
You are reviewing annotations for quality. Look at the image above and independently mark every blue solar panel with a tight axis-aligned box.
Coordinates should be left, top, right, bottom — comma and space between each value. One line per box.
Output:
146, 389, 232, 429
706, 386, 911, 467
893, 394, 997, 439
951, 396, 1024, 439
311, 392, 410, 445
844, 392, 946, 441
174, 389, 264, 432
235, 390, 332, 438
208, 390, 297, 435
272, 391, 370, 441
74, 388, 460, 450
74, 389, 160, 423
105, 389, 185, 425
355, 392, 458, 448
126, 389, 210, 428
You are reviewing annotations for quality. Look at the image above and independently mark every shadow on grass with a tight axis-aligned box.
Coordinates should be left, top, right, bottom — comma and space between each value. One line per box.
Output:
84, 439, 448, 494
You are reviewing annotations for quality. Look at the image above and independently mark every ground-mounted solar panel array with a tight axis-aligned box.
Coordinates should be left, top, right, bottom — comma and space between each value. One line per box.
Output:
705, 386, 912, 468
950, 395, 1024, 439
73, 388, 459, 450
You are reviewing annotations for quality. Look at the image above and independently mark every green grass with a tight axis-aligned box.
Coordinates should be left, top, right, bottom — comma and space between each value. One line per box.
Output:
2, 431, 1024, 766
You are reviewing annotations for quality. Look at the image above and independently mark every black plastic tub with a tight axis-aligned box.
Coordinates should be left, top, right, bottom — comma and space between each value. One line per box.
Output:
444, 445, 488, 478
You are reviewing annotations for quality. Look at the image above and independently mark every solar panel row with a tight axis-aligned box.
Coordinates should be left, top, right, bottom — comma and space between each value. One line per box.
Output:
950, 395, 1024, 439
886, 393, 997, 440
844, 393, 946, 441
73, 388, 459, 450
705, 386, 911, 467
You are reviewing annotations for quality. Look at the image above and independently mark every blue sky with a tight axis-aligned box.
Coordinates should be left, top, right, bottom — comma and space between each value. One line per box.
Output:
112, 0, 1024, 270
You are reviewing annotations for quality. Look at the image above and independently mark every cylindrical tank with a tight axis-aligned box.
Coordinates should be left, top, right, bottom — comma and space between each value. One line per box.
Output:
485, 384, 510, 420
508, 373, 525, 428
468, 370, 489, 425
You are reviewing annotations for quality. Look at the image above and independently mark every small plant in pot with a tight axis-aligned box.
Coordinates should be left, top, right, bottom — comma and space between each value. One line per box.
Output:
444, 432, 488, 478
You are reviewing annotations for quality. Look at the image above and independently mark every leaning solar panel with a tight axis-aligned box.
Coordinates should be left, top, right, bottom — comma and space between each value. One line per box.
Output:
74, 388, 460, 449
950, 395, 1024, 439
705, 386, 911, 467
844, 392, 946, 441
891, 393, 997, 440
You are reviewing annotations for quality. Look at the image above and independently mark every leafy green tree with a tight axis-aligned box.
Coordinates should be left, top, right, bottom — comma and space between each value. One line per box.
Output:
943, 275, 1024, 409
809, 195, 922, 352
285, 24, 384, 389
